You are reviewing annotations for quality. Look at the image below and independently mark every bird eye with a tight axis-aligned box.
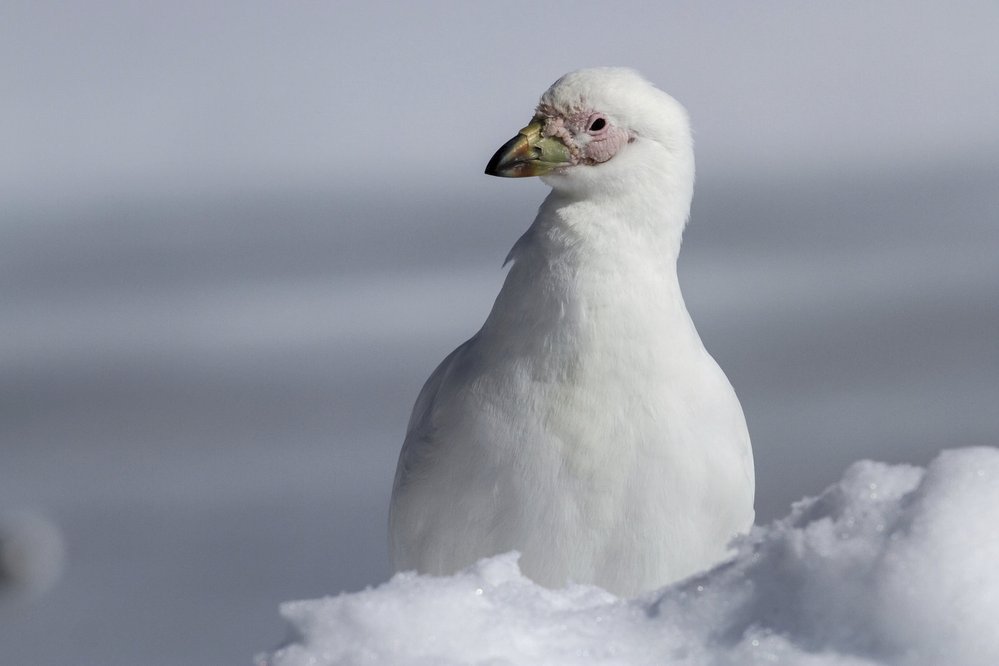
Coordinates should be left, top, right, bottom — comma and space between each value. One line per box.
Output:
588, 117, 607, 132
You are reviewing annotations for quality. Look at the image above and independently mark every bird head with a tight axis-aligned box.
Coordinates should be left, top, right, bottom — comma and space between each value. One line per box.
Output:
485, 68, 694, 199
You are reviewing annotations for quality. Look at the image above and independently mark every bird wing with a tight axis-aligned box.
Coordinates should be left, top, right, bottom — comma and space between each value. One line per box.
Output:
393, 335, 477, 489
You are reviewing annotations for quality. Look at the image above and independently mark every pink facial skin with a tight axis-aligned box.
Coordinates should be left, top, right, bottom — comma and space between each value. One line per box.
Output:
582, 113, 631, 164
535, 105, 633, 166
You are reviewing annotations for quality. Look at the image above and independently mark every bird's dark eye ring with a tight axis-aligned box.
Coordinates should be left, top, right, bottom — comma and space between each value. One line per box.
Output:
588, 117, 606, 132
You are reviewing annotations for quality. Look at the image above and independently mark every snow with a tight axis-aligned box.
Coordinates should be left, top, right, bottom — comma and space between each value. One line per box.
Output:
261, 447, 999, 666
0, 511, 65, 600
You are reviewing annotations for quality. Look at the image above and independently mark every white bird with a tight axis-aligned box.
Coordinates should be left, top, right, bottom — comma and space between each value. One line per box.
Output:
389, 68, 754, 597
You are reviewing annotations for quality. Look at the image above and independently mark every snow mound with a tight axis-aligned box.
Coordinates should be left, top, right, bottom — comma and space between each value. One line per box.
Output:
0, 510, 65, 600
261, 447, 999, 666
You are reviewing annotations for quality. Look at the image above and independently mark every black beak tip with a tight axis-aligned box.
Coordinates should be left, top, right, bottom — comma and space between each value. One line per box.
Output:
484, 134, 527, 177
484, 153, 504, 177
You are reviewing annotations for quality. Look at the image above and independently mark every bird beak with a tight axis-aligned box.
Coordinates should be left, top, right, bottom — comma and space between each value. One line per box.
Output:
484, 119, 573, 177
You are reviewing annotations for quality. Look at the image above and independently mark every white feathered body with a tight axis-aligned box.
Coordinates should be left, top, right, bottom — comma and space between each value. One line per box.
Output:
389, 68, 754, 596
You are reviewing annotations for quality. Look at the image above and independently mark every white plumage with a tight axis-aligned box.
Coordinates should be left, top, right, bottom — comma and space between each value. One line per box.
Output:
389, 68, 754, 597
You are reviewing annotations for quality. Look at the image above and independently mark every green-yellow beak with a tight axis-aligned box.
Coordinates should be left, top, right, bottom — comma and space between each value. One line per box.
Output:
484, 120, 573, 178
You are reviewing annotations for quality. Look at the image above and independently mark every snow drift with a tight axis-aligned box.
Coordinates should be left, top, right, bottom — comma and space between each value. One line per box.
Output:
0, 511, 65, 600
261, 447, 999, 666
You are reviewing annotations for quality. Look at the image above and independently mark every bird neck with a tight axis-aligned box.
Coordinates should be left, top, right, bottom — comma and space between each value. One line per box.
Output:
486, 182, 702, 367
534, 137, 695, 262
535, 185, 689, 264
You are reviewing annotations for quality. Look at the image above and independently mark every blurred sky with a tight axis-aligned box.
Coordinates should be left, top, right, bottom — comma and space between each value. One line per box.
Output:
2, 2, 998, 665
5, 0, 999, 206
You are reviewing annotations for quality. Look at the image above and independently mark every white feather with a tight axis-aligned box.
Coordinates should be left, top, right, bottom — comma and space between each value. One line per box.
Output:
390, 68, 754, 596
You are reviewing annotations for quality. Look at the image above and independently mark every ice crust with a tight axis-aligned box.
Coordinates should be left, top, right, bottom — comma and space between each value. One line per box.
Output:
262, 447, 999, 666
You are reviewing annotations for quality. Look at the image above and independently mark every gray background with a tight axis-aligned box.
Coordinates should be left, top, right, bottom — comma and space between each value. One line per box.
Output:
3, 2, 998, 663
